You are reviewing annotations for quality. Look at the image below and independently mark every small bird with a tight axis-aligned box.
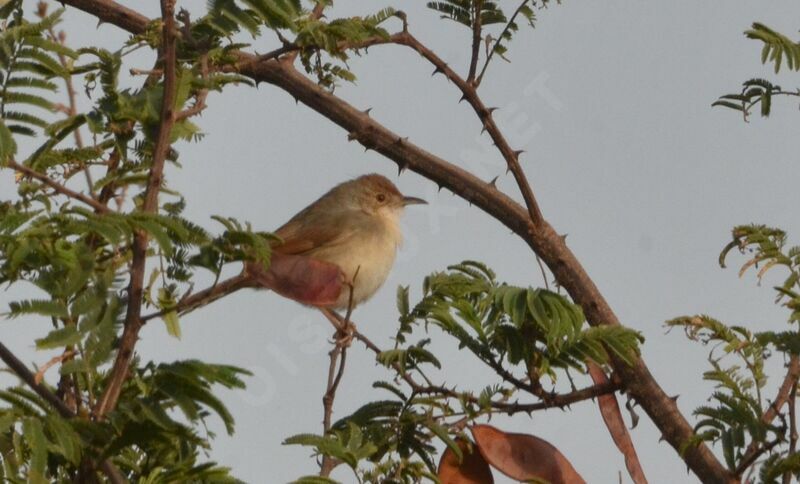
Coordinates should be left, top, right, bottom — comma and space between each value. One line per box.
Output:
268, 173, 425, 309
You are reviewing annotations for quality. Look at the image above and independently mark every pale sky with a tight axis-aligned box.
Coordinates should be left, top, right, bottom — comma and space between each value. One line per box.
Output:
3, 1, 800, 483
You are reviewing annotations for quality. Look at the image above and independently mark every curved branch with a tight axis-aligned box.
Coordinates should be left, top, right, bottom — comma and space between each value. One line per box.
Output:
368, 31, 545, 227
55, 2, 734, 482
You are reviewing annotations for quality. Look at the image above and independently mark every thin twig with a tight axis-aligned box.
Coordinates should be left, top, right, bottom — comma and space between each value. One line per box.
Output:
232, 43, 298, 70
140, 273, 251, 323
737, 356, 800, 476
536, 254, 550, 290
34, 349, 75, 385
129, 67, 162, 76
309, 1, 328, 20
763, 356, 800, 426
318, 309, 621, 414
0, 341, 125, 483
467, 0, 482, 83
784, 381, 798, 484
5, 160, 109, 213
96, 148, 121, 207
735, 437, 783, 477
176, 52, 209, 121
43, 20, 94, 194
319, 280, 354, 477
475, 0, 530, 86
94, 0, 178, 419
283, 0, 329, 64
0, 341, 74, 418
320, 344, 347, 477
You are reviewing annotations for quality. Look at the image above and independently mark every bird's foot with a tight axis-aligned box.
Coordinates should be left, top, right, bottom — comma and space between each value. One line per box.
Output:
333, 321, 356, 348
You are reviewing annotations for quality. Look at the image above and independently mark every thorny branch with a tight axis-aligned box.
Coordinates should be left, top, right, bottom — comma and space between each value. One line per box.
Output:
55, 1, 733, 481
387, 31, 545, 228
94, 0, 178, 419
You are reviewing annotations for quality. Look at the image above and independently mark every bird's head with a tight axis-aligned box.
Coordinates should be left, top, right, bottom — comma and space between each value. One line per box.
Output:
350, 174, 426, 217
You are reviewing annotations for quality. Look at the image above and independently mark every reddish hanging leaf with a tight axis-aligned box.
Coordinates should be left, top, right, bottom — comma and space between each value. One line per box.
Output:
470, 424, 585, 484
587, 362, 648, 484
244, 254, 343, 307
437, 438, 494, 484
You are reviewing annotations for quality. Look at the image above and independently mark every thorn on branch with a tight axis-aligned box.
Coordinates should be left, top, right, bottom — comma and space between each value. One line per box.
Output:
488, 175, 499, 188
362, 107, 372, 116
513, 149, 525, 159
431, 67, 444, 77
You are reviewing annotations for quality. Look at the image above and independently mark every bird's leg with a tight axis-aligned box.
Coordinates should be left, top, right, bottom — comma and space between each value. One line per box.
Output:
333, 279, 358, 347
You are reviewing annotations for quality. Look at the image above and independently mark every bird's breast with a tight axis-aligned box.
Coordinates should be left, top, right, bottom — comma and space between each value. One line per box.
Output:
314, 216, 402, 309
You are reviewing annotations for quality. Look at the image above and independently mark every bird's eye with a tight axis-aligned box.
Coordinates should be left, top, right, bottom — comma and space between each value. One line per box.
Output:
376, 193, 386, 203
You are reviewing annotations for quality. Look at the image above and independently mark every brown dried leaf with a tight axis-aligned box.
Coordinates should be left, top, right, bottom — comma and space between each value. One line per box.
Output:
588, 363, 648, 484
470, 424, 585, 484
244, 254, 343, 306
437, 438, 494, 484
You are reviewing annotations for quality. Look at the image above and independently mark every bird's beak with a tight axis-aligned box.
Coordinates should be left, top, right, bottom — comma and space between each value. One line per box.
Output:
402, 196, 427, 206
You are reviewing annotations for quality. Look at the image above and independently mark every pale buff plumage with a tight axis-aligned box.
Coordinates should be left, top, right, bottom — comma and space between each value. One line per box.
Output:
272, 174, 425, 309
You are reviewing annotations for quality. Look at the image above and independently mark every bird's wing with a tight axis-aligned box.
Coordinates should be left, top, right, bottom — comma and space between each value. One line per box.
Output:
272, 217, 353, 256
